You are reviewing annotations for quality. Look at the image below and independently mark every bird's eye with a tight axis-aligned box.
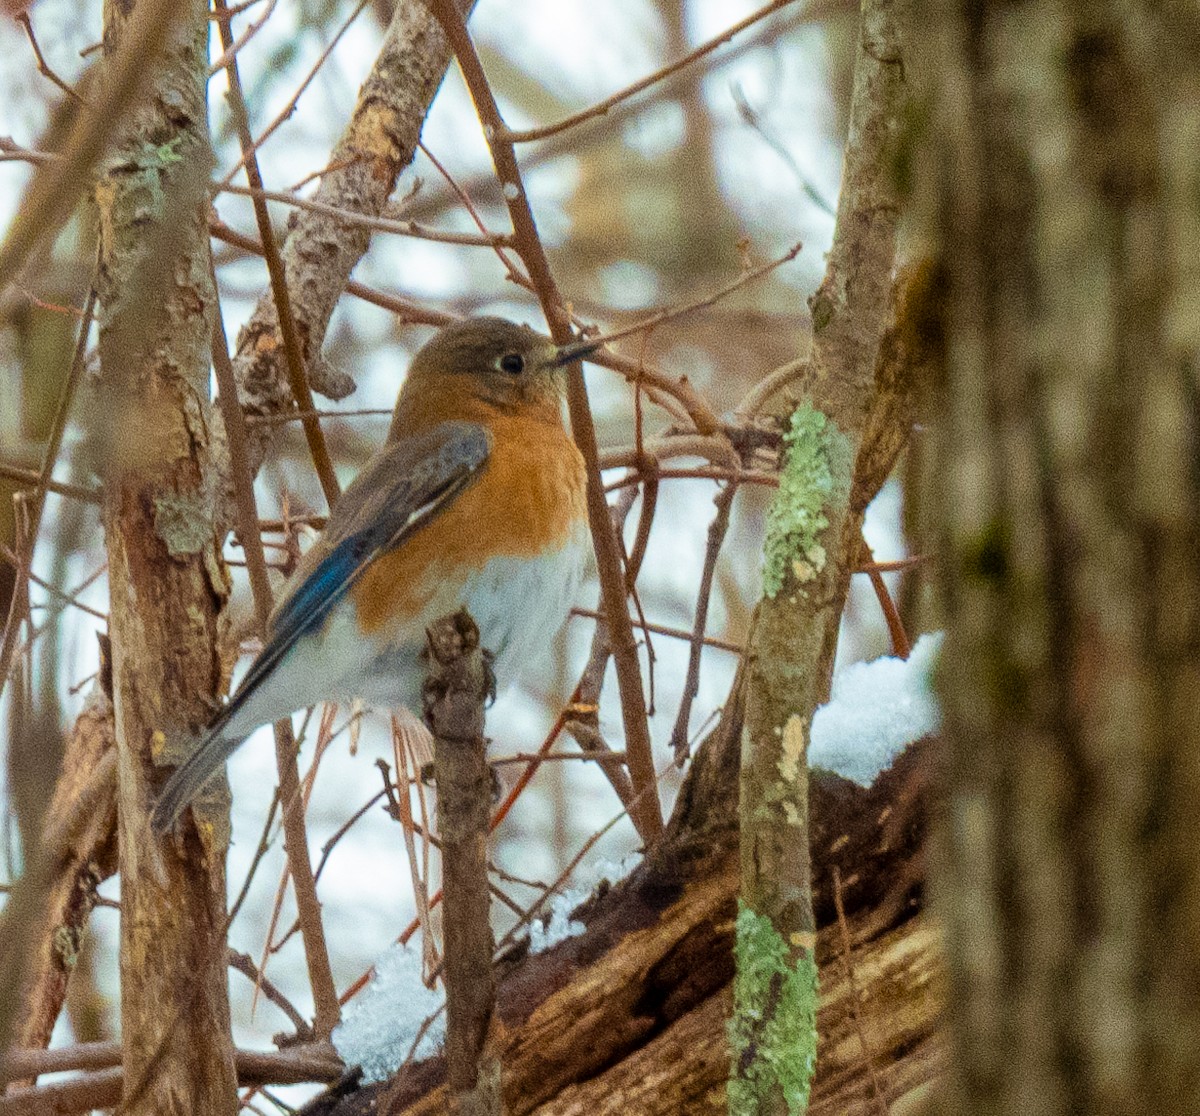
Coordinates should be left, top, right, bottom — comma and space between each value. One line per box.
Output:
498, 352, 525, 375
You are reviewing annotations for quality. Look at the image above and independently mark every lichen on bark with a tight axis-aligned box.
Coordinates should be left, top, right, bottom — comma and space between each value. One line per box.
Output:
762, 405, 854, 599
727, 902, 819, 1116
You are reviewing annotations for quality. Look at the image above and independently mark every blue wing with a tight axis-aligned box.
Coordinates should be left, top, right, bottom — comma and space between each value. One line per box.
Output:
151, 421, 491, 833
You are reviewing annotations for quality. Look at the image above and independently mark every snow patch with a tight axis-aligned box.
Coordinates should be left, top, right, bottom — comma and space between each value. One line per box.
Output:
332, 942, 444, 1083
809, 631, 943, 786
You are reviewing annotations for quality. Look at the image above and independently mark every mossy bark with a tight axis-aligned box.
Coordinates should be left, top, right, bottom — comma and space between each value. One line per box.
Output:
95, 0, 236, 1109
732, 0, 911, 1110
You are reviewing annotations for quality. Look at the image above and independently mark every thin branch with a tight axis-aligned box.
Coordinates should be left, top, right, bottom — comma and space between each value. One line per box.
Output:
500, 0, 807, 144
669, 482, 737, 764
0, 282, 95, 705
0, 0, 184, 292
426, 0, 664, 841
860, 535, 911, 658
214, 0, 341, 508
569, 607, 742, 654
206, 0, 277, 76
17, 12, 85, 104
575, 241, 803, 353
216, 182, 515, 247
217, 0, 371, 186
227, 950, 310, 1036
210, 251, 340, 1035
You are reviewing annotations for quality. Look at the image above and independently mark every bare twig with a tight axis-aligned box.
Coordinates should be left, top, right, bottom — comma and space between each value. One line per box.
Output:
428, 0, 663, 840
210, 252, 340, 1036
669, 482, 737, 764
576, 242, 803, 353
217, 0, 370, 185
17, 12, 86, 103
501, 0, 807, 144
216, 182, 514, 247
227, 950, 310, 1037
0, 0, 184, 292
0, 282, 94, 702
569, 607, 742, 654
214, 0, 341, 508
860, 535, 911, 659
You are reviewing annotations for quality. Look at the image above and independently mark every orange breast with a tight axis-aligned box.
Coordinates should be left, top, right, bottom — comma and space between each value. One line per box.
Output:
353, 412, 587, 635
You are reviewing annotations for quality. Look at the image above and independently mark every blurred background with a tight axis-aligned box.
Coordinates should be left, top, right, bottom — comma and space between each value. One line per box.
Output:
0, 0, 917, 1104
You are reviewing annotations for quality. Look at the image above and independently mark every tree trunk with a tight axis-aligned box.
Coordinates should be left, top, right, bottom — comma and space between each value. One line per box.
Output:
923, 5, 1200, 1113
95, 0, 237, 1109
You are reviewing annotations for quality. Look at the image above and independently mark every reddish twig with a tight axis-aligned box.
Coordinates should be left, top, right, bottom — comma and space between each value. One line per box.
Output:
860, 535, 911, 659
426, 0, 663, 842
17, 11, 86, 103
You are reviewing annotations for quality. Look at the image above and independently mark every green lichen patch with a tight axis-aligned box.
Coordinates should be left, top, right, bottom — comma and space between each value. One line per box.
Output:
728, 902, 820, 1115
762, 404, 848, 598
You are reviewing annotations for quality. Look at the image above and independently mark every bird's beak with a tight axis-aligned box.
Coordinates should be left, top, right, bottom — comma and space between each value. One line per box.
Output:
552, 336, 604, 366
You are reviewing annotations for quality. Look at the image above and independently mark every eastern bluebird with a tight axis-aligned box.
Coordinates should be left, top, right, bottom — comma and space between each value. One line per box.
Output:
151, 317, 595, 834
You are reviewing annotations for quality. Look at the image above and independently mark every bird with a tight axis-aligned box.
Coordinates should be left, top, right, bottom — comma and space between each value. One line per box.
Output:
151, 317, 596, 834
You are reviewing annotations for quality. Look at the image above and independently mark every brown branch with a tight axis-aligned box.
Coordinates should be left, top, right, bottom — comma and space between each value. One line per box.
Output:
426, 0, 663, 843
569, 607, 742, 654
210, 257, 340, 1036
227, 950, 310, 1037
214, 0, 341, 509
577, 242, 802, 352
217, 0, 370, 185
669, 482, 737, 764
226, 0, 475, 461
0, 282, 95, 705
500, 0, 810, 144
0, 1044, 343, 1113
0, 463, 99, 505
206, 0, 277, 75
216, 182, 515, 247
17, 11, 86, 104
860, 536, 911, 659
423, 610, 499, 1112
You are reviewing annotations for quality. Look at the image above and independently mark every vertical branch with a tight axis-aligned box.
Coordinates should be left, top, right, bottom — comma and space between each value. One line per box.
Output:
212, 0, 341, 509
425, 0, 664, 843
732, 0, 909, 1111
227, 0, 477, 473
210, 263, 340, 1036
424, 610, 499, 1116
94, 0, 237, 1108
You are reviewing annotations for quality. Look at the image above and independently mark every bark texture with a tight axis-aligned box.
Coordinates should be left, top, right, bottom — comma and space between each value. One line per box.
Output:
924, 4, 1200, 1113
95, 0, 237, 1108
734, 0, 911, 1106
229, 0, 475, 462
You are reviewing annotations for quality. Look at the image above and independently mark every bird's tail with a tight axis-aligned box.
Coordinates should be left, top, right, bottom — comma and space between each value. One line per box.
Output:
150, 729, 241, 835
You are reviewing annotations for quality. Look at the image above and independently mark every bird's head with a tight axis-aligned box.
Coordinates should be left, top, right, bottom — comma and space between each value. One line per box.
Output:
391, 317, 599, 435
